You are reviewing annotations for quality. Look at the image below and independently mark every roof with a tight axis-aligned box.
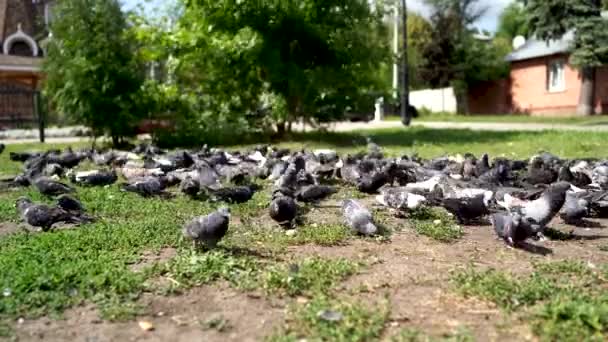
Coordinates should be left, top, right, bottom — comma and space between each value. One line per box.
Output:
0, 54, 42, 72
505, 30, 574, 62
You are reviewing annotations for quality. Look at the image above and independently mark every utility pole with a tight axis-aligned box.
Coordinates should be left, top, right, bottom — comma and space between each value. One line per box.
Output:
400, 0, 411, 126
392, 5, 399, 101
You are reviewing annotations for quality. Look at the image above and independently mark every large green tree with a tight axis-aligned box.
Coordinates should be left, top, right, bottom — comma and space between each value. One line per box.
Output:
44, 0, 144, 145
174, 0, 390, 135
496, 1, 530, 41
527, 0, 608, 115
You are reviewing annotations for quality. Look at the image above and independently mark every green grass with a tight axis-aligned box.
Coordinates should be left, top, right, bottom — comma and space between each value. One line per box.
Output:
408, 207, 464, 243
392, 327, 474, 342
388, 113, 608, 125
269, 294, 390, 342
276, 127, 608, 160
452, 260, 608, 341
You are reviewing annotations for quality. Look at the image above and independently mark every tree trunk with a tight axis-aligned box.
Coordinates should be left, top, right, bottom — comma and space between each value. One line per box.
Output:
276, 121, 286, 137
577, 67, 596, 116
400, 0, 410, 126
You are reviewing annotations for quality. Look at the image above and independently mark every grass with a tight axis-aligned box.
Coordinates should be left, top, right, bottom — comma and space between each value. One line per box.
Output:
408, 207, 464, 243
392, 327, 474, 342
452, 260, 608, 341
269, 294, 390, 342
387, 112, 608, 125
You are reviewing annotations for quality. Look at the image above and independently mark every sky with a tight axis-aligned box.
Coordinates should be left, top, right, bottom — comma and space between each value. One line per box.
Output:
123, 0, 514, 33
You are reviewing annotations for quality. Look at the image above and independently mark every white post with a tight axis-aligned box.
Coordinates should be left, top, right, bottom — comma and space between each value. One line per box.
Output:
392, 4, 399, 102
374, 97, 384, 122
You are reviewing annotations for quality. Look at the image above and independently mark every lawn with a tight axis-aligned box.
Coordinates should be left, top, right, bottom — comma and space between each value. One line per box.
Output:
386, 113, 608, 125
0, 127, 607, 341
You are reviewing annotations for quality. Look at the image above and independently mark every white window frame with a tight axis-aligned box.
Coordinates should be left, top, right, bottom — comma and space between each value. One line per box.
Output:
547, 59, 566, 93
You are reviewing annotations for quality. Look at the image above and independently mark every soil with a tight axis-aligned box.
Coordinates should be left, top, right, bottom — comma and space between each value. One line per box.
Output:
8, 215, 608, 342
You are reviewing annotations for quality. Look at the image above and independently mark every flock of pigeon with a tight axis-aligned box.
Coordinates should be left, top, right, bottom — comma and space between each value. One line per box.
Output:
2, 138, 608, 250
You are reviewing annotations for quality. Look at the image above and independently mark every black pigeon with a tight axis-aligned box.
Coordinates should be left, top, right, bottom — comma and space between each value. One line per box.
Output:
296, 185, 337, 203
71, 169, 118, 186
16, 197, 77, 231
209, 185, 256, 203
0, 143, 5, 155
342, 199, 377, 236
183, 207, 230, 249
122, 176, 167, 197
32, 177, 74, 196
180, 176, 200, 197
56, 194, 95, 223
356, 171, 389, 194
442, 191, 493, 224
269, 191, 297, 227
10, 151, 39, 162
339, 155, 361, 185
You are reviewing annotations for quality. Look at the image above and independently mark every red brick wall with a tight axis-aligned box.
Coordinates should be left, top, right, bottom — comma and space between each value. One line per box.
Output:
468, 79, 510, 114
594, 66, 608, 114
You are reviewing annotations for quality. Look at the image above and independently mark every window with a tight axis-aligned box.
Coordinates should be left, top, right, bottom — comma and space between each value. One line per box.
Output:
547, 59, 566, 92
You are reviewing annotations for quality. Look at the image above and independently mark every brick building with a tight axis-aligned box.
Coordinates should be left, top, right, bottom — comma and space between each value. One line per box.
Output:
0, 0, 51, 127
468, 30, 608, 116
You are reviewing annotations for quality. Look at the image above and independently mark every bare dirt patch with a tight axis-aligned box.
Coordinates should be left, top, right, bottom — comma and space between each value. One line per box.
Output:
14, 283, 284, 342
0, 221, 22, 237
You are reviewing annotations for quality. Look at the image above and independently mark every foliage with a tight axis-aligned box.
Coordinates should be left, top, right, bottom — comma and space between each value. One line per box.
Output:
496, 1, 530, 41
43, 0, 145, 146
164, 0, 390, 137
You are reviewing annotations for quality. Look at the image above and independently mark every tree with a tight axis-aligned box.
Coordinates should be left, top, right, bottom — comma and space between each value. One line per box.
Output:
496, 1, 530, 41
174, 0, 390, 135
527, 0, 607, 115
44, 0, 144, 146
419, 0, 488, 113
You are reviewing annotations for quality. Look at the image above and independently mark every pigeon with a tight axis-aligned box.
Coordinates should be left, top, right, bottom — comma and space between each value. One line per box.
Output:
475, 154, 491, 177
296, 185, 337, 203
356, 171, 389, 194
499, 182, 571, 235
209, 185, 256, 203
10, 151, 40, 162
491, 212, 534, 246
56, 195, 95, 223
180, 176, 200, 197
339, 156, 361, 185
342, 199, 377, 236
375, 187, 427, 210
592, 165, 608, 189
558, 164, 591, 188
0, 143, 4, 155
526, 157, 557, 185
122, 176, 167, 197
183, 207, 230, 249
441, 191, 493, 224
16, 197, 78, 231
366, 137, 383, 159
32, 177, 74, 196
269, 191, 297, 227
70, 169, 118, 186
559, 192, 589, 225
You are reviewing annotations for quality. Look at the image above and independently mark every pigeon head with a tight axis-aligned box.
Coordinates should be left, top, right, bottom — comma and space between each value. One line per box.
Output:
15, 197, 32, 210
217, 207, 231, 218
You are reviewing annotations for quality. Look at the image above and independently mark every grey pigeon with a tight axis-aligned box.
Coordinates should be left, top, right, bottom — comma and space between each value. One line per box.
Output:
501, 182, 571, 235
180, 176, 200, 197
122, 176, 166, 197
475, 154, 490, 177
71, 169, 117, 186
592, 165, 608, 189
491, 212, 534, 246
526, 157, 557, 185
339, 155, 361, 185
32, 177, 74, 196
376, 187, 427, 210
558, 164, 591, 188
356, 171, 389, 194
269, 191, 297, 227
16, 197, 77, 231
559, 192, 589, 225
342, 199, 377, 236
183, 207, 230, 249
